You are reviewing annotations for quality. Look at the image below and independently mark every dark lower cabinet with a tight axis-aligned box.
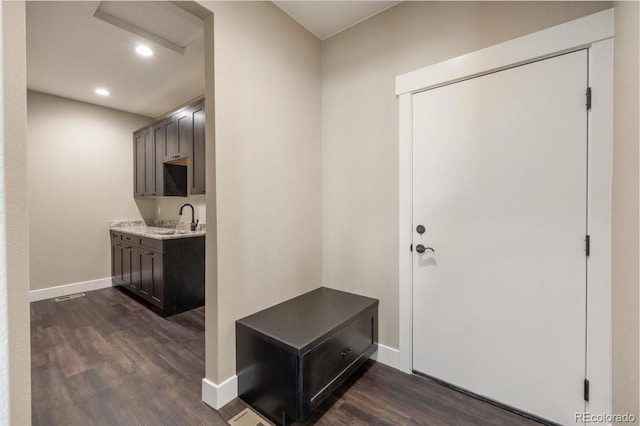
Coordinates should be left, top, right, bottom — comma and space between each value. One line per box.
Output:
236, 287, 379, 425
111, 240, 124, 285
110, 231, 204, 315
122, 244, 136, 289
139, 248, 164, 308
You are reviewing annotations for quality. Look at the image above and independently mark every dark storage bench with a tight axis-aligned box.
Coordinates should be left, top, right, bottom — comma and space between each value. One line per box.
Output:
236, 287, 379, 425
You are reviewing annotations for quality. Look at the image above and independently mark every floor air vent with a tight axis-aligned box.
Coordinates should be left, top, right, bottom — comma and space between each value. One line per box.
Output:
228, 408, 268, 426
54, 293, 86, 302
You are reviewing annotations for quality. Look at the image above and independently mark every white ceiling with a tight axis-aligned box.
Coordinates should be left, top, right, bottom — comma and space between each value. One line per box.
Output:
26, 1, 401, 118
273, 1, 401, 40
26, 1, 205, 118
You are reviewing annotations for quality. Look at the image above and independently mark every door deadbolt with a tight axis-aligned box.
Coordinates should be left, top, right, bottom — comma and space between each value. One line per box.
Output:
416, 225, 426, 235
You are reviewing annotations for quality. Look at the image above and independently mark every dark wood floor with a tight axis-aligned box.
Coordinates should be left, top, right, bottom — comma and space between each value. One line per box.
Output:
32, 287, 541, 425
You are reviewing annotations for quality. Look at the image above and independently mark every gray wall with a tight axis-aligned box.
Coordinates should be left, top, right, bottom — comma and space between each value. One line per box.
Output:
613, 1, 639, 423
321, 0, 611, 350
3, 2, 31, 424
27, 91, 154, 290
200, 1, 323, 382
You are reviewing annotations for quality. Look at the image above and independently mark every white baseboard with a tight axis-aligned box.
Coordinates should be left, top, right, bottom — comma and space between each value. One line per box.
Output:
370, 343, 400, 370
29, 277, 113, 302
202, 375, 238, 410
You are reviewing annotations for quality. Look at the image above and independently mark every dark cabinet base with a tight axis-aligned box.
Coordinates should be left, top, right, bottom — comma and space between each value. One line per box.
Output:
236, 287, 379, 425
111, 231, 205, 316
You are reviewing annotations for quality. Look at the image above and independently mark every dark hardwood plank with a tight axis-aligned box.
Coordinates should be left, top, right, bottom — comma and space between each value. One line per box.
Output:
31, 287, 221, 425
32, 287, 543, 426
221, 360, 544, 426
292, 361, 542, 426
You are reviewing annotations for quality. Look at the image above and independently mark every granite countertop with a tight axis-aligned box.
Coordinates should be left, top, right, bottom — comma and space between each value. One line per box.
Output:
109, 220, 206, 241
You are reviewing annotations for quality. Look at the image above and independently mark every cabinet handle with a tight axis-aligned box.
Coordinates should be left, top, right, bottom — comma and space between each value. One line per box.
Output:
125, 246, 132, 249
340, 347, 352, 357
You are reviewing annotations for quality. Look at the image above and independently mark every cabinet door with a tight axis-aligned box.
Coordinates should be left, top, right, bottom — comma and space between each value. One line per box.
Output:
134, 130, 146, 197
143, 127, 156, 196
191, 102, 206, 194
140, 250, 164, 307
122, 244, 133, 286
122, 240, 140, 290
163, 116, 178, 161
176, 110, 193, 160
128, 248, 142, 293
111, 241, 123, 284
164, 111, 193, 161
139, 250, 151, 298
150, 251, 164, 305
131, 246, 141, 291
125, 245, 141, 293
152, 122, 165, 196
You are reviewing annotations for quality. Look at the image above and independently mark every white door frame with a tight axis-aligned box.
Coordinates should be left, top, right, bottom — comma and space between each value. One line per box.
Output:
397, 9, 613, 418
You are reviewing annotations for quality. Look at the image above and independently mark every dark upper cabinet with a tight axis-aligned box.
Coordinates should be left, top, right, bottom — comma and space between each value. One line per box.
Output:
152, 122, 165, 196
164, 116, 177, 161
164, 111, 192, 162
143, 127, 156, 196
134, 126, 160, 198
134, 130, 146, 197
133, 98, 205, 198
191, 102, 206, 194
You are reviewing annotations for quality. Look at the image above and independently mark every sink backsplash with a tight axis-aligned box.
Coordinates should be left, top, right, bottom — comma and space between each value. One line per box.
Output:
147, 219, 206, 232
109, 219, 206, 232
109, 220, 145, 228
145, 219, 179, 228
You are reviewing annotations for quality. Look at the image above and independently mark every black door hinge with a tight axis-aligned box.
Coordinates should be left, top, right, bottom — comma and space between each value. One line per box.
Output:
585, 235, 590, 256
410, 244, 413, 252
584, 379, 590, 401
586, 87, 592, 110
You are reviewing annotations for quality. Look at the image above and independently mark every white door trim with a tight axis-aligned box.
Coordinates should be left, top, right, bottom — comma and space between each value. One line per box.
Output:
396, 9, 614, 96
397, 8, 613, 418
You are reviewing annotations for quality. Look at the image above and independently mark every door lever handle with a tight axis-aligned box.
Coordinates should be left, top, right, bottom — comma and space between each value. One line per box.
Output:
416, 244, 434, 254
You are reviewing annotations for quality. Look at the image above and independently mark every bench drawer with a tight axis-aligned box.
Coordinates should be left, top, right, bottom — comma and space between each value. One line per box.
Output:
303, 310, 375, 406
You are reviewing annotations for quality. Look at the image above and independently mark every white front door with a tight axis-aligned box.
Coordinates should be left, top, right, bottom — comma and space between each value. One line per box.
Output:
412, 50, 588, 425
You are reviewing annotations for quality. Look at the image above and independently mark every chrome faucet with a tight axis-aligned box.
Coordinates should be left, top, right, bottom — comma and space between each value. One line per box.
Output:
179, 203, 198, 231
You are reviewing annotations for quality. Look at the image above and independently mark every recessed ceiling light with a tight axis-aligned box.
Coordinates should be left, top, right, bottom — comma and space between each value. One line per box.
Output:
95, 88, 110, 97
136, 45, 153, 57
